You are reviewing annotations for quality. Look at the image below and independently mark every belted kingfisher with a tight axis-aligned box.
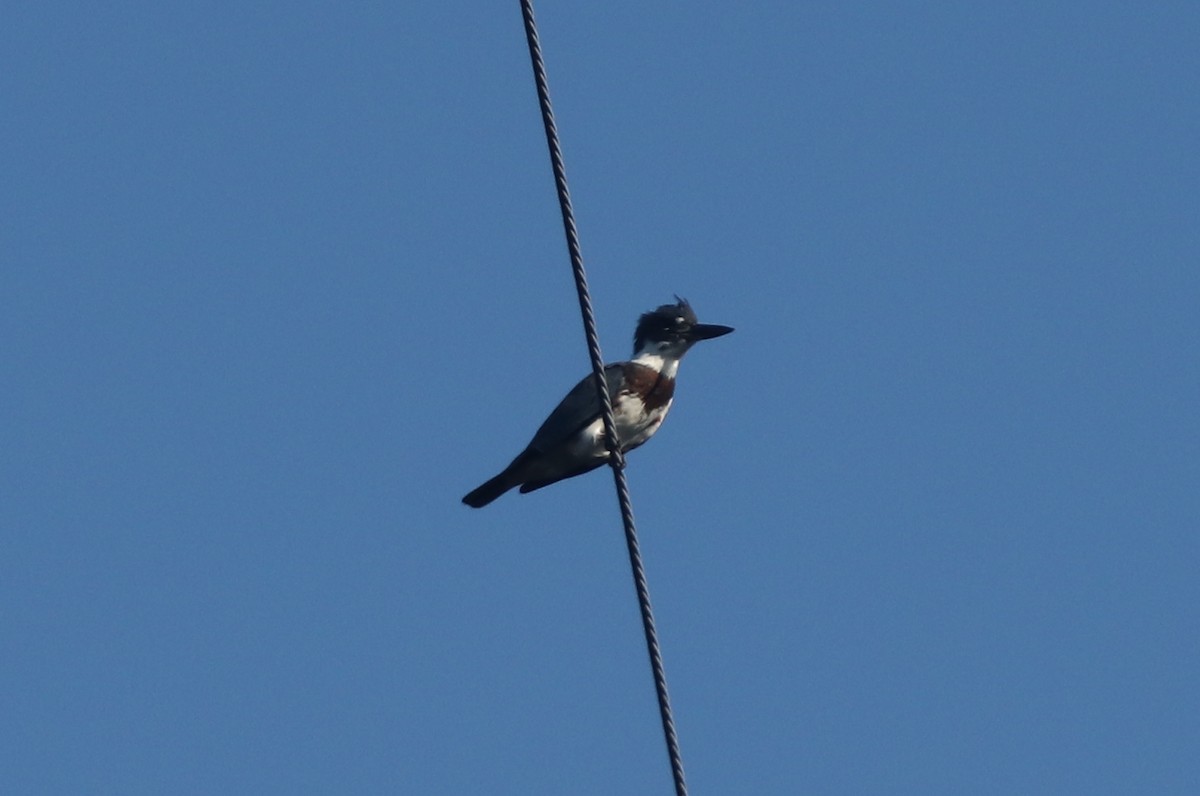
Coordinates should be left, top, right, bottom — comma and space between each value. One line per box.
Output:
462, 298, 733, 508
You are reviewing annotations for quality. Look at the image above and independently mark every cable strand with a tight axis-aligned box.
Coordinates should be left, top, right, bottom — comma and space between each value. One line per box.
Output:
518, 3, 688, 794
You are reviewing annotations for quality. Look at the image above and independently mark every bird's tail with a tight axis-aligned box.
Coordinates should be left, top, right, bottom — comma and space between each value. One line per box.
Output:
464, 450, 540, 507
462, 469, 519, 508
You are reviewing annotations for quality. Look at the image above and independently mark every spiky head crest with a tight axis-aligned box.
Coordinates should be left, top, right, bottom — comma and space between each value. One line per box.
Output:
633, 296, 697, 353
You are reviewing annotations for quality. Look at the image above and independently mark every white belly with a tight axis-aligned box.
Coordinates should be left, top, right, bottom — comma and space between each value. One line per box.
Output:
571, 398, 672, 458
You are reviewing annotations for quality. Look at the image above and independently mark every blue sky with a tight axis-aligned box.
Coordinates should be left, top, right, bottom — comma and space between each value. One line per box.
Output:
3, 2, 1198, 793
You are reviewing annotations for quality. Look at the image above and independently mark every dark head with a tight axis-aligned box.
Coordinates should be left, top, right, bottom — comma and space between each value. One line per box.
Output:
633, 297, 734, 358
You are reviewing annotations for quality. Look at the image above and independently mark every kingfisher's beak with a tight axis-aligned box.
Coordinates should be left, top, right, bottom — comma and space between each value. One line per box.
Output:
688, 323, 734, 342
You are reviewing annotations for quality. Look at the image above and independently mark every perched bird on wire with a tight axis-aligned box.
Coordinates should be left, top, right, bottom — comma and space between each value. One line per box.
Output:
462, 297, 733, 507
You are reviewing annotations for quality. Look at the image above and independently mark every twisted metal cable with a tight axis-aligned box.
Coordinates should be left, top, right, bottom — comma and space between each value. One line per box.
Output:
518, 3, 688, 794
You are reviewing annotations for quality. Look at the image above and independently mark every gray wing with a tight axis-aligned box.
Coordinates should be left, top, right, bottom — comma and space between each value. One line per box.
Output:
527, 364, 624, 451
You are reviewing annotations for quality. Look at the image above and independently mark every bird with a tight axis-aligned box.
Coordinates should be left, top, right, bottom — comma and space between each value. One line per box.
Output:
462, 297, 733, 508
